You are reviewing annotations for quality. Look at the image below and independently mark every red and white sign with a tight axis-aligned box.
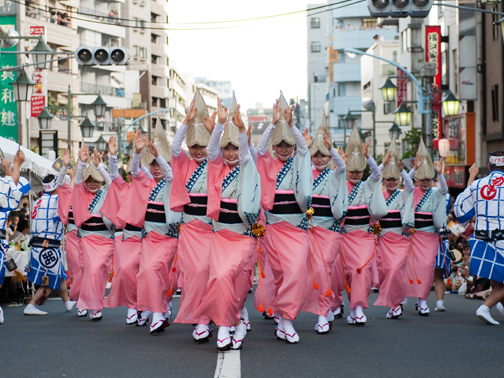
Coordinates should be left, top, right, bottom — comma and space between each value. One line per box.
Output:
31, 95, 45, 117
426, 25, 442, 148
396, 67, 408, 107
29, 26, 47, 118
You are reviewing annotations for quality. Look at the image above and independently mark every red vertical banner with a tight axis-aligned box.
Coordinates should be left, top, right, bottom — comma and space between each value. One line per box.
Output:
396, 67, 408, 107
426, 25, 442, 148
30, 26, 46, 118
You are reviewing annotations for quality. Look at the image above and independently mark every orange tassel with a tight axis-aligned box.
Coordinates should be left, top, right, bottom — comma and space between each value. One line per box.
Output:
172, 267, 176, 272
345, 283, 351, 293
356, 268, 362, 274
417, 278, 422, 284
408, 278, 414, 284
165, 289, 173, 296
258, 303, 264, 313
261, 272, 266, 278
324, 288, 332, 297
268, 307, 273, 316
313, 281, 319, 290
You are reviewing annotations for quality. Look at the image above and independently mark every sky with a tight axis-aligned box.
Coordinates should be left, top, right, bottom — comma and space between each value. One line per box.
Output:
167, 1, 313, 111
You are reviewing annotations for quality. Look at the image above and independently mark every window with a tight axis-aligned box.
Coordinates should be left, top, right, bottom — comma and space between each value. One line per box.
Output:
151, 34, 159, 44
151, 55, 159, 64
311, 41, 321, 53
310, 17, 320, 29
134, 46, 147, 58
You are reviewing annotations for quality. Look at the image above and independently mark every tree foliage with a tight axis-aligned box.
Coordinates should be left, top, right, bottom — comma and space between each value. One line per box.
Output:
401, 127, 422, 159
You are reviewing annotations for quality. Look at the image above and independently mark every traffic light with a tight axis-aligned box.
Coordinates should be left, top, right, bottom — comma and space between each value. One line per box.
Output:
75, 46, 130, 65
368, 0, 433, 18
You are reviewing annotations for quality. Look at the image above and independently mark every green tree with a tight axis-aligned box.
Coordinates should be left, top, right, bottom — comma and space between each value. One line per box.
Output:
401, 127, 422, 159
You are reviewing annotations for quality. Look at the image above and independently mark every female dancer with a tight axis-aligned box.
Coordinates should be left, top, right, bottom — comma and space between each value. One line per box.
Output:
374, 140, 414, 319
302, 115, 347, 333
72, 145, 115, 320
117, 127, 180, 333
171, 90, 216, 341
339, 125, 387, 326
406, 139, 447, 315
194, 95, 261, 350
256, 93, 312, 343
101, 137, 146, 325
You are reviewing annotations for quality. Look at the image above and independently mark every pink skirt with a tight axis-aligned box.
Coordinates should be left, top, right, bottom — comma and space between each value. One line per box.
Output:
235, 249, 256, 309
174, 219, 213, 324
303, 227, 341, 317
104, 235, 141, 309
374, 231, 410, 308
76, 233, 115, 311
263, 221, 311, 320
340, 229, 376, 309
136, 231, 178, 313
65, 230, 81, 302
253, 237, 276, 314
405, 230, 439, 300
330, 251, 346, 310
194, 229, 256, 326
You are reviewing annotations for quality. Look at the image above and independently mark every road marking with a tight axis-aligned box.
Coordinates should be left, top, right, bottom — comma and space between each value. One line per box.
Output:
214, 350, 241, 378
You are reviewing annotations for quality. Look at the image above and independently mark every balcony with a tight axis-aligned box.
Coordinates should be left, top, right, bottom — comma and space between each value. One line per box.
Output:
80, 82, 125, 97
331, 96, 362, 116
76, 8, 126, 38
331, 29, 398, 50
332, 63, 361, 83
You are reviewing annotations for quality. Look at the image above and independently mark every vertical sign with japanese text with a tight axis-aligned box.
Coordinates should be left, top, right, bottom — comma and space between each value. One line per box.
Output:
0, 16, 18, 141
30, 26, 46, 118
426, 25, 442, 148
396, 67, 408, 107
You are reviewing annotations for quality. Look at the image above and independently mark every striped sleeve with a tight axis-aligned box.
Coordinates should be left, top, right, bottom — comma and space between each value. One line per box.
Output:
454, 185, 475, 223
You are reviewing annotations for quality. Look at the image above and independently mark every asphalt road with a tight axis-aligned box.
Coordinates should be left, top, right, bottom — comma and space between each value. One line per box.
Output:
0, 290, 501, 378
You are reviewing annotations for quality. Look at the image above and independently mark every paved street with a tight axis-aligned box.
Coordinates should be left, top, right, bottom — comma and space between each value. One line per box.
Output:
0, 290, 501, 378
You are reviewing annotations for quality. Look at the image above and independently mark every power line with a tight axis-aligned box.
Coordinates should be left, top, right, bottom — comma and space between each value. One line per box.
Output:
14, 0, 364, 31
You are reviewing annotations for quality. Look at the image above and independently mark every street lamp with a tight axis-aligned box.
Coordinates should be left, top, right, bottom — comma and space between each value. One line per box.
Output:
95, 135, 108, 152
342, 110, 356, 130
37, 107, 54, 130
91, 94, 107, 118
388, 122, 402, 140
441, 91, 460, 116
80, 115, 96, 138
10, 68, 35, 101
379, 78, 397, 102
29, 37, 54, 70
393, 103, 412, 126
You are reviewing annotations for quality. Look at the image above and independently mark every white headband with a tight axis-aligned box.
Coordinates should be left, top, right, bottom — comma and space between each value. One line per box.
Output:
42, 177, 58, 192
490, 155, 504, 166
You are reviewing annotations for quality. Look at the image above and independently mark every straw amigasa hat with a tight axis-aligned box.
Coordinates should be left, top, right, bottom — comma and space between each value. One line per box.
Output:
142, 119, 172, 166
381, 138, 401, 180
186, 88, 211, 147
345, 124, 366, 172
415, 137, 435, 180
270, 91, 296, 146
83, 158, 104, 183
219, 91, 240, 148
310, 113, 331, 157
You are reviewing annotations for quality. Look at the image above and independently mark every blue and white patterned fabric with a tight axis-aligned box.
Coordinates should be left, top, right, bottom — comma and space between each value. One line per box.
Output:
455, 170, 504, 282
31, 193, 64, 241
0, 175, 23, 284
436, 236, 451, 278
0, 176, 22, 229
27, 192, 67, 289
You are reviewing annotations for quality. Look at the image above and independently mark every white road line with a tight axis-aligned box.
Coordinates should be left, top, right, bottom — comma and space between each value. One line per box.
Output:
214, 350, 241, 378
